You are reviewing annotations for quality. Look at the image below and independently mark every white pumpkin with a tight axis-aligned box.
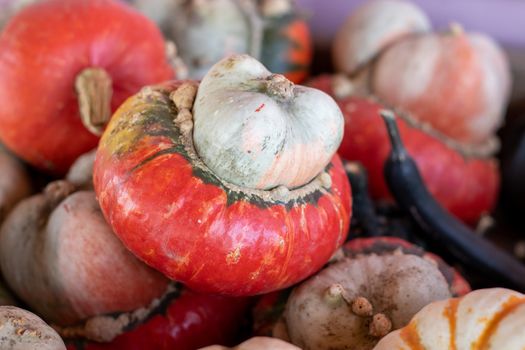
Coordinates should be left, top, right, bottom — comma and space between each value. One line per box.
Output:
333, 0, 431, 75
374, 288, 525, 350
193, 54, 344, 190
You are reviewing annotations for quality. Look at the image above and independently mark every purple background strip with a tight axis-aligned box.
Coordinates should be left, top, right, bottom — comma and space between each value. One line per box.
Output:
297, 0, 524, 48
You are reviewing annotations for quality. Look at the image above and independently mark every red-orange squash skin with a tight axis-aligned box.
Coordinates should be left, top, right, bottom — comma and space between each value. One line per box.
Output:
94, 81, 352, 296
310, 75, 499, 225
0, 0, 173, 174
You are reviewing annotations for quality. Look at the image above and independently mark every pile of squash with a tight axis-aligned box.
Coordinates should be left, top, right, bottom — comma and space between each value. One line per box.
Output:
0, 0, 523, 349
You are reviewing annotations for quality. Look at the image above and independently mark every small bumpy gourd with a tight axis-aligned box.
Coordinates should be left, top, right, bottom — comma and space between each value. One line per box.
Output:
283, 252, 451, 350
374, 288, 525, 349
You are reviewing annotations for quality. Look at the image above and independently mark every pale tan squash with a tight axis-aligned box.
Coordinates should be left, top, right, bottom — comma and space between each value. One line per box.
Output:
283, 253, 451, 350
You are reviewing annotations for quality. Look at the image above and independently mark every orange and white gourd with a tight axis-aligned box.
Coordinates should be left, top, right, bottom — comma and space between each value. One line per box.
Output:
374, 288, 525, 349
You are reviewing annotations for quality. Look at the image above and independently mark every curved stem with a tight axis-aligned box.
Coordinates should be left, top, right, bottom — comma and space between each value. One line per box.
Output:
380, 110, 407, 161
75, 67, 113, 136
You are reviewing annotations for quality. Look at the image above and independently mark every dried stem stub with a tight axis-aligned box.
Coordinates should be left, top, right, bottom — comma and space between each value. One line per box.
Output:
265, 74, 294, 101
75, 67, 113, 136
